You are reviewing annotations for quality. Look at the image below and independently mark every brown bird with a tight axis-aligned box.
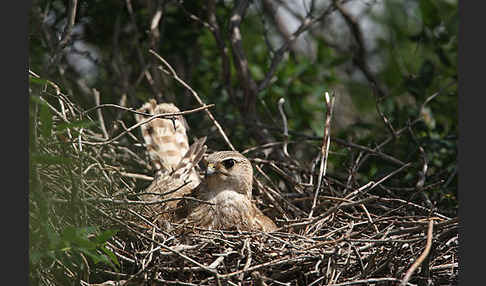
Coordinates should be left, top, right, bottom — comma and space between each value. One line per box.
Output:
135, 100, 276, 232
134, 100, 206, 221
175, 151, 277, 232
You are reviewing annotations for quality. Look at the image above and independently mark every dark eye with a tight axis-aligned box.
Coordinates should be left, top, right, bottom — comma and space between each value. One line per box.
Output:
222, 159, 235, 169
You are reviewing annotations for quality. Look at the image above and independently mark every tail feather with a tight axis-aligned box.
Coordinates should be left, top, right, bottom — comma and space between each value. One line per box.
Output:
135, 99, 190, 174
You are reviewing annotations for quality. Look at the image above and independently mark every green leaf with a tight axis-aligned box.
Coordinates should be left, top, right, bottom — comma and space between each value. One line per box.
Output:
93, 229, 119, 244
249, 64, 264, 81
420, 0, 441, 28
80, 248, 105, 265
100, 245, 120, 268
61, 226, 98, 249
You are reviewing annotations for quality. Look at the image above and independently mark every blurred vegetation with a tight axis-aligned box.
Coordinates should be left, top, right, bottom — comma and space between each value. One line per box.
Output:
29, 0, 457, 284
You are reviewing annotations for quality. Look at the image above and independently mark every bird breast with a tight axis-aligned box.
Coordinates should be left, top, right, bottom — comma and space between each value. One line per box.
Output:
205, 189, 253, 229
211, 189, 251, 209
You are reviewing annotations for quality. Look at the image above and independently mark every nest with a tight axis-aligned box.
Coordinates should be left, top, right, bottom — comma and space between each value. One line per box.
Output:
30, 82, 458, 286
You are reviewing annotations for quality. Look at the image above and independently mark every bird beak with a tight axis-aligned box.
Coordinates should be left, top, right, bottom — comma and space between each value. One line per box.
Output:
205, 163, 216, 177
205, 162, 230, 177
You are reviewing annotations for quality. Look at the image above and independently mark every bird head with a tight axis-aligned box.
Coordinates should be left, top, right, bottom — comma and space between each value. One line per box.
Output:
203, 151, 253, 198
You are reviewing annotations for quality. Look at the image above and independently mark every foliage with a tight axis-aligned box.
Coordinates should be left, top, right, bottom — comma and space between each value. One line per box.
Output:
29, 81, 119, 284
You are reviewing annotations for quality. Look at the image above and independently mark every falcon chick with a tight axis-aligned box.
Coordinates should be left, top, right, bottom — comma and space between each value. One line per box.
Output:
176, 151, 277, 232
135, 100, 276, 232
134, 100, 206, 220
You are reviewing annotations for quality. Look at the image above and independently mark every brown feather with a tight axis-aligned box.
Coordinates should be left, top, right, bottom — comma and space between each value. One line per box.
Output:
176, 151, 277, 232
136, 101, 276, 231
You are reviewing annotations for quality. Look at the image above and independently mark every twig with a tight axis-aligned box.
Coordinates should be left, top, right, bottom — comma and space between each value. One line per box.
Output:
149, 49, 236, 151
29, 70, 61, 95
88, 201, 219, 275
115, 120, 141, 143
92, 88, 109, 139
49, 0, 78, 66
360, 204, 379, 234
365, 162, 412, 192
83, 103, 193, 117
229, 0, 258, 112
327, 277, 416, 286
309, 91, 335, 218
419, 81, 455, 119
253, 125, 406, 166
400, 219, 434, 286
258, 3, 335, 92
58, 0, 78, 48
254, 165, 305, 217
334, 0, 386, 98
387, 217, 457, 237
290, 163, 411, 232
377, 196, 450, 220
218, 255, 317, 279
52, 194, 215, 206
373, 83, 396, 138
239, 238, 252, 282
430, 263, 458, 271
80, 105, 213, 145
119, 172, 153, 181
278, 98, 290, 157
407, 123, 432, 207
124, 0, 160, 99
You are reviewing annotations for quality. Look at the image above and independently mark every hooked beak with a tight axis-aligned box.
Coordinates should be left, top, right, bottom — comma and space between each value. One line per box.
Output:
205, 163, 230, 177
205, 163, 216, 177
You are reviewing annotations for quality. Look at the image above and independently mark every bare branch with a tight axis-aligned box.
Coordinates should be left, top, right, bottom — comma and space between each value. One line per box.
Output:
334, 0, 386, 98
80, 104, 214, 145
258, 3, 335, 92
278, 98, 290, 157
400, 219, 435, 286
229, 0, 258, 113
309, 91, 336, 218
92, 88, 109, 140
149, 49, 236, 151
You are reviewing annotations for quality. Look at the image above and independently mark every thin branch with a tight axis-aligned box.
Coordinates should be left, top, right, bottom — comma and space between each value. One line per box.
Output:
53, 195, 215, 206
327, 277, 416, 286
92, 89, 109, 139
400, 219, 435, 286
258, 3, 335, 92
278, 98, 290, 157
80, 105, 214, 145
58, 0, 78, 48
373, 83, 396, 138
83, 102, 214, 117
149, 49, 236, 151
334, 0, 386, 98
125, 0, 162, 99
49, 0, 78, 67
90, 202, 218, 275
309, 91, 336, 218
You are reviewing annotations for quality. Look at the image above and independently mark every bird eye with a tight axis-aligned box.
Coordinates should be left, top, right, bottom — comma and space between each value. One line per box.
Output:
222, 159, 235, 169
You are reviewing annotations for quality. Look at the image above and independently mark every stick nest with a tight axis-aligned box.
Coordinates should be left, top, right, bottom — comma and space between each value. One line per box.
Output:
31, 89, 458, 286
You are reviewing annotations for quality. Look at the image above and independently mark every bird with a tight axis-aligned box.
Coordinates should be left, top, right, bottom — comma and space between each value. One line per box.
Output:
175, 151, 277, 232
135, 100, 276, 232
134, 100, 206, 221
